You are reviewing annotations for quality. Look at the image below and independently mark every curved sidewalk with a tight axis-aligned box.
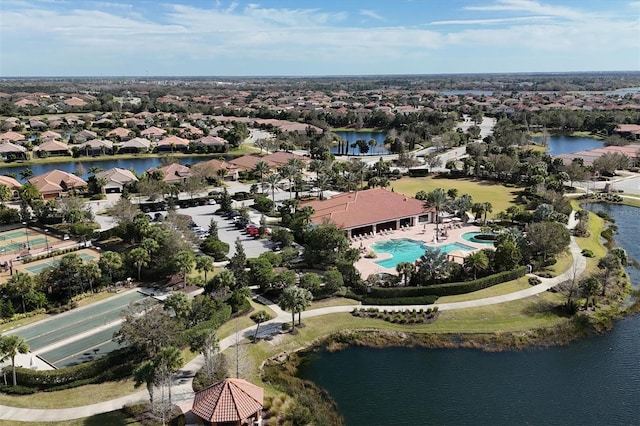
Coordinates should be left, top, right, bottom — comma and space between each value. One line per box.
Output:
0, 235, 586, 422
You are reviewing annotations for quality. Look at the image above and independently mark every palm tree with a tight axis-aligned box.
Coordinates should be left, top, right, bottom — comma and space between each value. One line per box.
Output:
482, 202, 493, 225
464, 251, 489, 279
417, 248, 449, 285
154, 346, 183, 406
447, 188, 458, 200
133, 360, 156, 405
19, 168, 33, 181
195, 255, 215, 282
141, 237, 159, 256
252, 310, 270, 342
279, 164, 297, 199
206, 269, 236, 294
279, 286, 300, 331
424, 188, 448, 238
0, 335, 29, 386
99, 251, 122, 283
396, 261, 415, 286
349, 159, 367, 191
308, 159, 325, 180
263, 172, 282, 204
174, 251, 195, 287
6, 272, 33, 313
253, 161, 271, 193
293, 287, 313, 326
129, 247, 150, 281
80, 262, 101, 293
0, 184, 11, 206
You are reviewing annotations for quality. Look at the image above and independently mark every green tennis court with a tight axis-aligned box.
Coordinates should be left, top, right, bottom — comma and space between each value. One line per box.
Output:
23, 252, 97, 275
0, 230, 30, 240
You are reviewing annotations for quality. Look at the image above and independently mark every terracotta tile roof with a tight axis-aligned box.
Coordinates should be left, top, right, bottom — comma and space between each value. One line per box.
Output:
37, 140, 69, 152
158, 135, 189, 146
262, 151, 309, 167
195, 135, 227, 146
149, 163, 191, 183
192, 378, 263, 423
122, 137, 151, 149
140, 126, 166, 137
0, 131, 25, 142
40, 130, 62, 140
29, 169, 87, 195
229, 155, 277, 171
303, 188, 432, 230
96, 167, 138, 185
0, 175, 22, 190
106, 127, 133, 138
193, 158, 239, 174
0, 141, 27, 154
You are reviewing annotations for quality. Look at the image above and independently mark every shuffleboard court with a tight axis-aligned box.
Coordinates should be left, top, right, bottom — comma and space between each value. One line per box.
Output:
15, 291, 147, 350
23, 252, 97, 275
40, 325, 123, 368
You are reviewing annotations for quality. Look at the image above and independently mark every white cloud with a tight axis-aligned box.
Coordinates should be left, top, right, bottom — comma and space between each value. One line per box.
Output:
430, 16, 552, 25
360, 9, 386, 22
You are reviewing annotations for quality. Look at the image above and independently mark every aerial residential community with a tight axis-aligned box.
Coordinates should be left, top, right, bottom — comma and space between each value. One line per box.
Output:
0, 1, 639, 425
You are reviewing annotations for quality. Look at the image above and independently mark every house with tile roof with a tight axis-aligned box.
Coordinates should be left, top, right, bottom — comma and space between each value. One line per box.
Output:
262, 151, 309, 168
120, 137, 151, 153
29, 170, 87, 199
191, 378, 263, 426
106, 127, 133, 141
95, 168, 138, 193
0, 142, 28, 161
192, 158, 239, 180
303, 187, 434, 237
229, 155, 277, 172
148, 163, 191, 184
40, 130, 63, 141
77, 139, 113, 156
36, 140, 70, 157
157, 135, 190, 152
140, 126, 166, 140
0, 131, 26, 142
0, 175, 22, 198
73, 129, 97, 143
194, 135, 227, 152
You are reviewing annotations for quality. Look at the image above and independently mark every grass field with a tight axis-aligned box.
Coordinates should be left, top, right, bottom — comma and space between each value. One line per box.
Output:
0, 412, 141, 426
391, 176, 520, 217
438, 277, 531, 303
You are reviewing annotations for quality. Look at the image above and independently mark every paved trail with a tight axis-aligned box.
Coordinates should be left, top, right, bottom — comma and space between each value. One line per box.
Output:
0, 215, 587, 422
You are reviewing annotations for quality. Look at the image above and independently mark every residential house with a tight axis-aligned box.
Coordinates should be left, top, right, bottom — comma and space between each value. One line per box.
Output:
194, 135, 227, 152
302, 187, 434, 237
95, 168, 138, 193
140, 126, 166, 141
262, 150, 309, 168
229, 154, 277, 172
120, 137, 151, 153
29, 170, 87, 199
0, 131, 26, 143
77, 139, 113, 156
157, 135, 190, 152
0, 175, 22, 198
106, 127, 133, 141
40, 130, 62, 142
0, 142, 28, 161
73, 129, 97, 143
191, 158, 239, 180
36, 140, 70, 157
148, 163, 191, 184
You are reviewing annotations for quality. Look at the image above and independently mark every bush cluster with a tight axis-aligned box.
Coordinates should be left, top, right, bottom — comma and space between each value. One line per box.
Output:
21, 246, 81, 264
351, 307, 439, 324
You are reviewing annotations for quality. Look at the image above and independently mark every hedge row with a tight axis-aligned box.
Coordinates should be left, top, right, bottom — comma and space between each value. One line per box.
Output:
21, 246, 81, 264
366, 266, 527, 298
15, 348, 139, 389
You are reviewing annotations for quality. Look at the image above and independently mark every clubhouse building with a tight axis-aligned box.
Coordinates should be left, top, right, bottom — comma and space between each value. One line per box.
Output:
303, 188, 434, 238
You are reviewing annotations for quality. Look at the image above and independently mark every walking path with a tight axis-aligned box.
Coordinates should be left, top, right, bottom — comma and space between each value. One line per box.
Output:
0, 213, 587, 422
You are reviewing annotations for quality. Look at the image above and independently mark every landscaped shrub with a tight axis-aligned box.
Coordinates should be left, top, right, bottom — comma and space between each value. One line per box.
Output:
529, 277, 542, 286
0, 384, 38, 395
360, 296, 438, 305
581, 249, 595, 258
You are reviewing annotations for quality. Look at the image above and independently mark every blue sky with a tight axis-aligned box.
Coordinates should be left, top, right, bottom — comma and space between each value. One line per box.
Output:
1, 0, 639, 77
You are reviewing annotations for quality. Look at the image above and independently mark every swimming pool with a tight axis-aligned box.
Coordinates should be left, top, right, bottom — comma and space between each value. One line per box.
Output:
462, 232, 496, 245
373, 239, 475, 269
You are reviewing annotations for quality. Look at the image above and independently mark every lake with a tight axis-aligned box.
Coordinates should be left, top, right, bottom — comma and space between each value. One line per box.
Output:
331, 131, 390, 156
0, 156, 212, 182
298, 204, 639, 425
538, 135, 604, 155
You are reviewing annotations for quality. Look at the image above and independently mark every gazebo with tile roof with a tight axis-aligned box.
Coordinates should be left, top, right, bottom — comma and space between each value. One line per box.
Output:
191, 378, 264, 426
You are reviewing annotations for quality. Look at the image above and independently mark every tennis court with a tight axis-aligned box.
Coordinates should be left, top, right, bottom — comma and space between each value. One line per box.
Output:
0, 227, 62, 254
22, 251, 98, 275
13, 290, 150, 368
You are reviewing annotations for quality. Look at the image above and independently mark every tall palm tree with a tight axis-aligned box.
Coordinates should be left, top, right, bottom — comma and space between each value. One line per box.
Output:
308, 159, 325, 180
349, 159, 367, 191
195, 255, 215, 282
482, 202, 493, 225
253, 161, 271, 194
174, 251, 195, 287
252, 310, 270, 342
129, 247, 150, 281
154, 346, 183, 406
5, 272, 33, 313
424, 188, 448, 238
80, 262, 101, 293
133, 360, 156, 405
263, 172, 282, 204
279, 164, 297, 199
99, 251, 122, 283
417, 248, 449, 285
464, 251, 489, 280
0, 335, 29, 386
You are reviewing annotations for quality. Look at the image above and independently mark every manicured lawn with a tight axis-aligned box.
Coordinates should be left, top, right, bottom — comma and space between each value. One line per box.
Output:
216, 299, 276, 340
0, 380, 138, 409
309, 297, 359, 309
0, 411, 141, 426
0, 313, 49, 333
391, 176, 520, 217
438, 277, 531, 303
621, 196, 640, 208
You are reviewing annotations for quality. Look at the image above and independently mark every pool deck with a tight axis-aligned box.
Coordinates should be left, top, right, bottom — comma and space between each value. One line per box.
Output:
352, 222, 489, 277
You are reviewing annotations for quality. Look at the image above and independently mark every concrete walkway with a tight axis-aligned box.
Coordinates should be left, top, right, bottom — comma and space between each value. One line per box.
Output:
0, 214, 587, 422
